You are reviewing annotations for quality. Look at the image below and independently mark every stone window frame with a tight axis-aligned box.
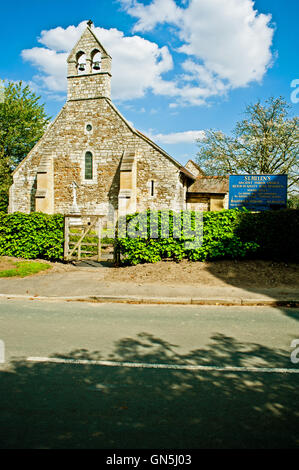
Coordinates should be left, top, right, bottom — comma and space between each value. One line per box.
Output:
81, 149, 97, 185
91, 49, 102, 73
148, 179, 156, 198
84, 122, 94, 135
76, 51, 87, 75
85, 152, 93, 180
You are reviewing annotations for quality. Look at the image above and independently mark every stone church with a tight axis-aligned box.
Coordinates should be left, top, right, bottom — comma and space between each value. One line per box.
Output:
9, 22, 228, 219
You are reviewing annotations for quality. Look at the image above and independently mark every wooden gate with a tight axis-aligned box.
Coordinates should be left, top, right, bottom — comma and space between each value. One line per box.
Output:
64, 214, 104, 262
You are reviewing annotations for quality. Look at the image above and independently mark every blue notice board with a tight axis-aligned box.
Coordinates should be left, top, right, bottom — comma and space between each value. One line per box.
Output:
229, 175, 288, 211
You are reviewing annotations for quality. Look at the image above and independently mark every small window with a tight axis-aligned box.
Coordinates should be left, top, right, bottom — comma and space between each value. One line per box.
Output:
150, 180, 155, 197
85, 152, 93, 180
86, 124, 92, 132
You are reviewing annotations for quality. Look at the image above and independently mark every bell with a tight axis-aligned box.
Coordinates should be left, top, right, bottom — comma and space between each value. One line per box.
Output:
93, 61, 101, 70
78, 63, 86, 71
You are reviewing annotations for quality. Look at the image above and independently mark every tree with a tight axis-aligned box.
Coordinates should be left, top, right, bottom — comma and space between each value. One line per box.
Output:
288, 194, 299, 209
0, 81, 50, 212
196, 97, 299, 193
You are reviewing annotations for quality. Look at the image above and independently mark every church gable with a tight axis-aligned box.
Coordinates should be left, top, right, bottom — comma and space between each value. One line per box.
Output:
67, 23, 111, 77
9, 21, 192, 217
67, 23, 112, 101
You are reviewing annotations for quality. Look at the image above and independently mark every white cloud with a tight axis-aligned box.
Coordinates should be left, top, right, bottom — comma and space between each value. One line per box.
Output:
148, 129, 205, 144
95, 27, 174, 100
21, 21, 175, 101
21, 47, 68, 92
122, 0, 182, 32
38, 23, 87, 51
122, 0, 275, 99
21, 0, 275, 107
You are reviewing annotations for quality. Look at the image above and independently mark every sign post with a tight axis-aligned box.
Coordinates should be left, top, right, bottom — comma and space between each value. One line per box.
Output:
229, 175, 288, 211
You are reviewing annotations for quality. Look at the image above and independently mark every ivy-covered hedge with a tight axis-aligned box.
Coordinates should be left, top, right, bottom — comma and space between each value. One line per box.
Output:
115, 209, 299, 265
0, 212, 64, 260
1, 209, 298, 265
115, 209, 258, 265
235, 208, 299, 262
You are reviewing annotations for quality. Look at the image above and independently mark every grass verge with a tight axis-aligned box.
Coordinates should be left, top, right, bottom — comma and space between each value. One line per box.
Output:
0, 259, 51, 278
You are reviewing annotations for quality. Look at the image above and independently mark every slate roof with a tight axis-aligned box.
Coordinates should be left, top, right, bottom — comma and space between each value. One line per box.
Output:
188, 176, 229, 194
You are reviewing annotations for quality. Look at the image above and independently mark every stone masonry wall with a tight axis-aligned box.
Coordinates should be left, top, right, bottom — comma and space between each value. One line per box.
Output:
67, 73, 111, 100
135, 140, 186, 212
185, 160, 203, 177
9, 25, 187, 219
10, 98, 186, 217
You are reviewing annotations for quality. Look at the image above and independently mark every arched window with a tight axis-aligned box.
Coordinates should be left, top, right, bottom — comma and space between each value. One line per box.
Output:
91, 50, 102, 72
85, 152, 93, 180
76, 51, 86, 75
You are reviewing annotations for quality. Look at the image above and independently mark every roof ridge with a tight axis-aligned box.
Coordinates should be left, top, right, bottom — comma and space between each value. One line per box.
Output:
105, 99, 195, 180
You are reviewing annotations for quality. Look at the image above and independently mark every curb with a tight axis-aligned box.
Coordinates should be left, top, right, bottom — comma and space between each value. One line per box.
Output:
0, 293, 298, 307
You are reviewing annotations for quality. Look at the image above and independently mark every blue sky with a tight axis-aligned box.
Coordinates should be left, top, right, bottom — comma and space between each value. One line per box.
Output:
1, 0, 298, 165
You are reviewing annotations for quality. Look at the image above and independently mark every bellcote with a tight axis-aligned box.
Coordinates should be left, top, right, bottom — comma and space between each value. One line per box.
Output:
67, 21, 112, 100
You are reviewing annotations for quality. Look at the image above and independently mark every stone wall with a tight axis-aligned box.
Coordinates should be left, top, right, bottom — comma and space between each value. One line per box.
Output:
67, 73, 111, 100
186, 197, 210, 212
67, 26, 112, 78
135, 141, 186, 212
9, 24, 189, 219
10, 97, 187, 217
185, 160, 204, 177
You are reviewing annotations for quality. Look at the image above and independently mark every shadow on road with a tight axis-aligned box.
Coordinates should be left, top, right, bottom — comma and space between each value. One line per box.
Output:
0, 332, 298, 449
205, 257, 299, 319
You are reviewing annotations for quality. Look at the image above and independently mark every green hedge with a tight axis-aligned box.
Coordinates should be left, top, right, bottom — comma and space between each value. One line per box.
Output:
235, 208, 299, 262
115, 209, 258, 265
1, 209, 298, 264
115, 209, 299, 265
0, 212, 64, 260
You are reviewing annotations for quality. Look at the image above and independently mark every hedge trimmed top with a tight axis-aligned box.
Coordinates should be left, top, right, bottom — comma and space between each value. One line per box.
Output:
0, 209, 298, 264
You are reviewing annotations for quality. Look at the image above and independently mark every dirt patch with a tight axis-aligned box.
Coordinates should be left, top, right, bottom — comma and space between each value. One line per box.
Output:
0, 257, 15, 271
103, 259, 299, 288
2, 256, 298, 288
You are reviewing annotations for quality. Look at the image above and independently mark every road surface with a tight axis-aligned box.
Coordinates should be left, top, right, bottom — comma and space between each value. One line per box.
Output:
0, 299, 298, 449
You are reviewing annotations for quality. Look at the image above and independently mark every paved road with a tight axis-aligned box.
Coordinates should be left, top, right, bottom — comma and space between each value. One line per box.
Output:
0, 299, 298, 449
